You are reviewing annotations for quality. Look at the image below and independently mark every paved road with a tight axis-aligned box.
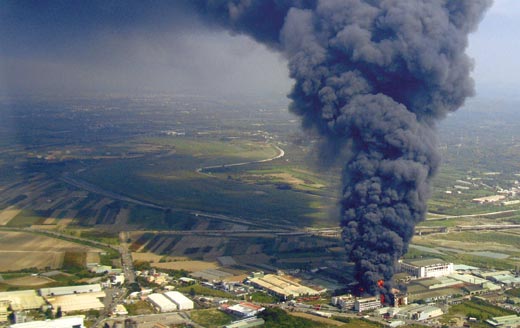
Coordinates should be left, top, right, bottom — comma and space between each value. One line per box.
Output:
426, 209, 520, 221
196, 143, 285, 174
119, 231, 136, 284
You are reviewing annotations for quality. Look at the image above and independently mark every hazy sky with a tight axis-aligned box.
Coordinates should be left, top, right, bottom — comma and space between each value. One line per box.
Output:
0, 0, 517, 100
468, 0, 520, 100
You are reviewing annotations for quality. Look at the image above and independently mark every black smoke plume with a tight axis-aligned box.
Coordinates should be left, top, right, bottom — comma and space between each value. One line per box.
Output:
191, 0, 491, 296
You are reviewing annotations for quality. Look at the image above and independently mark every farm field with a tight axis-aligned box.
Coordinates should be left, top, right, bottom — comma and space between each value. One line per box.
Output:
406, 229, 520, 270
0, 230, 102, 271
151, 260, 219, 272
0, 208, 21, 225
76, 137, 332, 227
3, 275, 55, 287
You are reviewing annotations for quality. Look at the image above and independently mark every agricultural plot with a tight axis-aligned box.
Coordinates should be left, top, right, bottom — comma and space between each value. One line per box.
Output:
0, 207, 21, 225
3, 275, 55, 287
152, 260, 219, 272
0, 231, 102, 271
131, 252, 166, 263
130, 230, 343, 271
75, 137, 330, 227
0, 174, 138, 230
410, 230, 520, 269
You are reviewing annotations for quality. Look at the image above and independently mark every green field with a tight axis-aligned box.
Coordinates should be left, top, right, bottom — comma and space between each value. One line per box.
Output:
76, 137, 335, 228
444, 299, 515, 326
190, 309, 235, 328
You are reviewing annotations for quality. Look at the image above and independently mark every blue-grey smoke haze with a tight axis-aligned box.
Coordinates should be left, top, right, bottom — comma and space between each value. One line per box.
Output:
0, 0, 516, 100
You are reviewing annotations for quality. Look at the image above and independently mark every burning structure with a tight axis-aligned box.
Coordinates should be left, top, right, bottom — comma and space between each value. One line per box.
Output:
191, 0, 491, 297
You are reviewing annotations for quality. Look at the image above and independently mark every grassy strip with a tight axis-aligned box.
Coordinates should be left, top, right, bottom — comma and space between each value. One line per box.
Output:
189, 309, 234, 328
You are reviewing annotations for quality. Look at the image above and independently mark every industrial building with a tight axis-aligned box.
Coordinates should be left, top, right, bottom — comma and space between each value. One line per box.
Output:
222, 302, 265, 317
486, 315, 520, 327
39, 284, 102, 297
0, 300, 9, 323
109, 274, 125, 286
9, 315, 85, 328
487, 273, 520, 286
147, 293, 177, 312
248, 273, 324, 299
393, 304, 443, 321
331, 294, 355, 310
0, 290, 46, 311
398, 258, 453, 278
224, 317, 265, 328
164, 291, 193, 310
44, 291, 105, 313
354, 296, 381, 312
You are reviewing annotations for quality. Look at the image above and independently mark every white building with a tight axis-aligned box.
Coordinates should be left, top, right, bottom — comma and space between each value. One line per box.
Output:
223, 302, 264, 317
110, 274, 125, 286
147, 293, 177, 312
0, 290, 46, 311
398, 259, 453, 278
354, 297, 381, 312
331, 294, 355, 310
45, 292, 105, 313
9, 315, 85, 328
39, 284, 102, 297
394, 304, 443, 321
164, 291, 193, 310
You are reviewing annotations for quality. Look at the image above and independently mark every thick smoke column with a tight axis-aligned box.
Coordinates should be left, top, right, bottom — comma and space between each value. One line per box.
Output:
192, 0, 491, 295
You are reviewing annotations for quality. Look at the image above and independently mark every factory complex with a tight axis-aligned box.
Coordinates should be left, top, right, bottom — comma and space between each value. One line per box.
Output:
398, 258, 454, 278
1, 254, 520, 327
247, 272, 326, 299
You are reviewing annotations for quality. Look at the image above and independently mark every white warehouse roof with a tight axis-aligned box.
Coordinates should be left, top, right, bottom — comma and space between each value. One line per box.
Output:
0, 290, 45, 311
164, 291, 193, 310
9, 315, 85, 328
147, 293, 177, 312
45, 291, 105, 313
39, 284, 102, 296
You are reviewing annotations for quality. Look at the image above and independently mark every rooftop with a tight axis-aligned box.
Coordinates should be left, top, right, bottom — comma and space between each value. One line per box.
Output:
249, 274, 322, 298
0, 290, 45, 311
9, 315, 85, 328
44, 291, 105, 313
402, 258, 448, 267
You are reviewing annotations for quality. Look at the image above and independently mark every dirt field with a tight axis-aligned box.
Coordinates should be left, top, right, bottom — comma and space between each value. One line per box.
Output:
132, 252, 166, 263
151, 260, 219, 272
0, 231, 101, 271
4, 275, 55, 286
86, 252, 101, 264
0, 208, 22, 225
0, 251, 64, 271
